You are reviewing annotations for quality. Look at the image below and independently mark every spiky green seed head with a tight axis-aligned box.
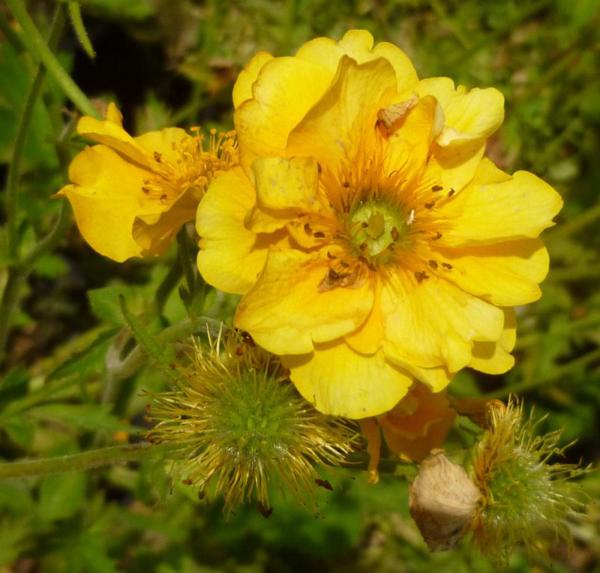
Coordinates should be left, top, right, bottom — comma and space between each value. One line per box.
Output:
147, 330, 358, 512
471, 399, 588, 563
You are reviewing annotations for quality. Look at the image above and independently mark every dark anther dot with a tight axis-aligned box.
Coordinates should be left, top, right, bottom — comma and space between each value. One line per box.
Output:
424, 201, 435, 209
154, 151, 162, 162
303, 223, 313, 235
142, 186, 150, 194
442, 262, 453, 270
313, 231, 325, 239
414, 270, 429, 283
433, 232, 443, 240
448, 188, 456, 198
431, 185, 443, 192
327, 251, 337, 259
428, 260, 438, 269
342, 180, 350, 188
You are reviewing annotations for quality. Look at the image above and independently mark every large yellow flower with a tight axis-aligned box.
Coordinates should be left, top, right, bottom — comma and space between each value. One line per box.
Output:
196, 30, 562, 419
58, 103, 237, 261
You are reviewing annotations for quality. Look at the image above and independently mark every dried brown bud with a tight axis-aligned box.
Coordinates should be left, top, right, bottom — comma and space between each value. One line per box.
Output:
409, 450, 480, 552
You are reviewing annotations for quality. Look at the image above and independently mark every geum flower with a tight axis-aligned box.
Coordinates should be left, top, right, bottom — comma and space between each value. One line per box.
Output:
58, 103, 237, 261
196, 30, 562, 419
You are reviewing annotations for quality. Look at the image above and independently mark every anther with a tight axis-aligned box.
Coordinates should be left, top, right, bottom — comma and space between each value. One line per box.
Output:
425, 201, 435, 209
428, 260, 438, 269
448, 188, 456, 198
154, 151, 162, 163
433, 232, 443, 240
313, 231, 325, 239
415, 271, 429, 283
303, 223, 313, 235
431, 185, 443, 192
441, 262, 453, 270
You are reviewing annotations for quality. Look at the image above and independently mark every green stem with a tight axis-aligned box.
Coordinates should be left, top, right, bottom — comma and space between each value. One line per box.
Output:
155, 260, 183, 317
481, 347, 600, 399
177, 226, 197, 294
5, 4, 65, 262
0, 201, 71, 365
0, 442, 166, 479
5, 0, 98, 118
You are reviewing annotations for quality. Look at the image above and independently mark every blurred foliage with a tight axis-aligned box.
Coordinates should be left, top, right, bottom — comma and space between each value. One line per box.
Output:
0, 0, 599, 571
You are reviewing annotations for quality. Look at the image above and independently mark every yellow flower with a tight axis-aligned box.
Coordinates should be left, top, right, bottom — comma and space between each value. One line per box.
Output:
196, 30, 562, 418
58, 103, 237, 261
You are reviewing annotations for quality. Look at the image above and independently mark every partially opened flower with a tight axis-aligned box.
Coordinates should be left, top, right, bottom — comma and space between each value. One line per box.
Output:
58, 103, 237, 261
196, 30, 562, 418
378, 383, 456, 462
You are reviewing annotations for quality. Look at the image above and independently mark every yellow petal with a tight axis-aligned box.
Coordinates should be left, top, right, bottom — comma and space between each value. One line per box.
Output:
384, 95, 440, 190
287, 55, 398, 171
344, 280, 384, 355
235, 250, 374, 355
382, 272, 505, 371
134, 127, 192, 165
282, 340, 412, 418
235, 57, 332, 171
469, 308, 516, 374
252, 156, 319, 211
297, 29, 418, 93
196, 168, 272, 295
416, 77, 504, 145
133, 188, 197, 256
441, 160, 563, 246
77, 113, 148, 166
57, 145, 156, 261
428, 139, 485, 193
232, 51, 274, 108
433, 239, 549, 306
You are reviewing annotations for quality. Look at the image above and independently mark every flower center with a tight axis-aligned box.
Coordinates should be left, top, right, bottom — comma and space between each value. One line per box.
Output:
348, 200, 407, 262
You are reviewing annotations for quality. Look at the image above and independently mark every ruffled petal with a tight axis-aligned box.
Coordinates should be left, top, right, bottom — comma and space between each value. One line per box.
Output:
57, 145, 158, 261
432, 239, 549, 306
235, 57, 332, 171
440, 160, 563, 246
469, 308, 516, 374
235, 250, 374, 355
196, 168, 273, 295
297, 29, 418, 93
232, 51, 274, 108
281, 340, 412, 418
416, 77, 504, 146
287, 55, 398, 172
382, 271, 505, 371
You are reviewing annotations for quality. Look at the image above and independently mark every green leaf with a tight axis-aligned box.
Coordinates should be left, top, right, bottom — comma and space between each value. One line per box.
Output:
88, 284, 146, 325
